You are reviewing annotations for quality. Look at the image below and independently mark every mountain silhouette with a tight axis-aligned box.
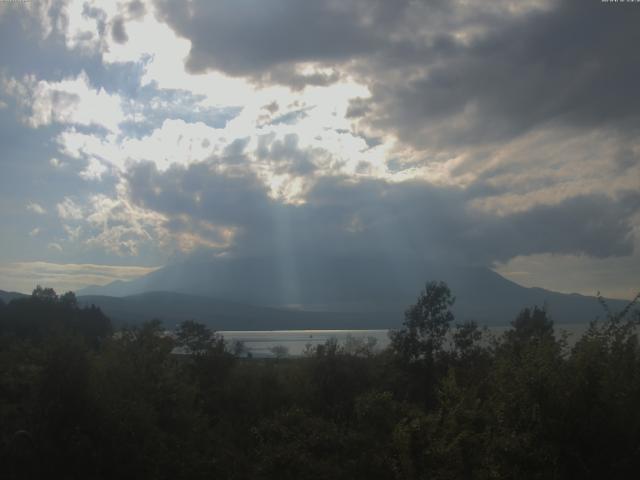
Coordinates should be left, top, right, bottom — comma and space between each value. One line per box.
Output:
0, 290, 28, 304
78, 256, 630, 327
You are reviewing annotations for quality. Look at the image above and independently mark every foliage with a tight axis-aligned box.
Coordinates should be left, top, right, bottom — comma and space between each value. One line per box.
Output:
390, 281, 455, 364
0, 286, 111, 347
0, 284, 639, 479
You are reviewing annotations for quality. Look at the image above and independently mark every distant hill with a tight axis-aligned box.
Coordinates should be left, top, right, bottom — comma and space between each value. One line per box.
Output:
0, 290, 28, 304
78, 256, 634, 327
78, 291, 376, 330
79, 280, 134, 297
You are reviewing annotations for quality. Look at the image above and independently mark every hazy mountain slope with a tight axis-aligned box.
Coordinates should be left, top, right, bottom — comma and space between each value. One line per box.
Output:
78, 292, 377, 330
78, 257, 631, 326
0, 290, 28, 304
79, 256, 520, 306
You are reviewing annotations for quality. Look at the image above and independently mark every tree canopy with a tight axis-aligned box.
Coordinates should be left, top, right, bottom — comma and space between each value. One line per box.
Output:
1, 283, 639, 479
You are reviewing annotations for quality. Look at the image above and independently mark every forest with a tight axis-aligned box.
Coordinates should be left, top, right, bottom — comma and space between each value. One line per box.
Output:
1, 283, 639, 479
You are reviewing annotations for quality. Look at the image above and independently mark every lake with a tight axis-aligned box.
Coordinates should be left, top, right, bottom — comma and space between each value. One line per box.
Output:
220, 323, 592, 358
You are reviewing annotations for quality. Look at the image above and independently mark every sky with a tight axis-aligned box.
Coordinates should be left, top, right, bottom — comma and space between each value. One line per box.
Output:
0, 0, 638, 299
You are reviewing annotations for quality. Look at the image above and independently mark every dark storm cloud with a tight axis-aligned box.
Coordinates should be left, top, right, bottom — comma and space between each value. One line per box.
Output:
303, 178, 639, 264
126, 161, 273, 229
153, 0, 412, 86
0, 6, 101, 81
125, 160, 639, 265
111, 16, 128, 44
359, 0, 640, 148
615, 147, 640, 173
484, 193, 640, 262
154, 0, 640, 147
262, 65, 342, 91
127, 0, 147, 18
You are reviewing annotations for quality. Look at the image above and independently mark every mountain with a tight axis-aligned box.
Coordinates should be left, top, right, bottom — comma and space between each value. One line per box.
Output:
78, 256, 632, 327
0, 289, 28, 304
78, 280, 141, 297
78, 291, 376, 330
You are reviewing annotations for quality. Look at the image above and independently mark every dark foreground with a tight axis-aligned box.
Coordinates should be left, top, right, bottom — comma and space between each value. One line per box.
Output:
1, 284, 639, 479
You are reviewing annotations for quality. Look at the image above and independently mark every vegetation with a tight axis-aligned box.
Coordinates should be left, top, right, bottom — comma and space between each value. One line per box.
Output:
1, 283, 639, 479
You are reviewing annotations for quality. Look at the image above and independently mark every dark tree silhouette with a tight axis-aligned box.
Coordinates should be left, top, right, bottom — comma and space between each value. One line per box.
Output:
390, 280, 455, 363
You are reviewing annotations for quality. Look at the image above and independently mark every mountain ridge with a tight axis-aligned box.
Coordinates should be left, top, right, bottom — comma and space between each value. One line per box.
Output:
76, 257, 632, 327
0, 290, 29, 304
78, 291, 377, 330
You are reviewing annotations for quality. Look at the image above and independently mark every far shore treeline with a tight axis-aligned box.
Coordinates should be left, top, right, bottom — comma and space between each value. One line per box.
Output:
1, 283, 639, 479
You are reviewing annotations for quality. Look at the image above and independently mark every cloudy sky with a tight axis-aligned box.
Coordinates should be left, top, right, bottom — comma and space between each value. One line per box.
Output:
0, 0, 638, 299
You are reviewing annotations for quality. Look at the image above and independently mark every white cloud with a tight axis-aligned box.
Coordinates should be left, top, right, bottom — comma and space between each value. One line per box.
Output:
82, 191, 165, 256
116, 118, 221, 170
80, 158, 109, 180
52, 182, 173, 257
495, 251, 640, 301
56, 197, 84, 220
50, 181, 237, 257
52, 77, 390, 203
57, 0, 109, 53
2, 71, 126, 132
5, 0, 391, 199
26, 202, 46, 215
47, 242, 63, 252
63, 224, 82, 241
466, 126, 640, 215
0, 261, 160, 294
56, 119, 219, 172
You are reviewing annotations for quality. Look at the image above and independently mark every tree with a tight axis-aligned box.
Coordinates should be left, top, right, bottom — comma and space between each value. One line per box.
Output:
176, 320, 221, 355
270, 345, 289, 359
229, 339, 247, 357
453, 321, 483, 357
0, 287, 110, 346
59, 291, 79, 309
506, 306, 554, 346
390, 281, 455, 364
597, 290, 640, 323
32, 285, 58, 303
174, 320, 234, 416
342, 335, 378, 357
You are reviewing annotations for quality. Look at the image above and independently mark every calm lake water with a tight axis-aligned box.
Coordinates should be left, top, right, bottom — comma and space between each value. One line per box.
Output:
220, 323, 591, 358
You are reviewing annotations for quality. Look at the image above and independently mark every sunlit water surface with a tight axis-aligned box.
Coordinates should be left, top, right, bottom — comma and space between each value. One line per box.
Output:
220, 323, 592, 358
